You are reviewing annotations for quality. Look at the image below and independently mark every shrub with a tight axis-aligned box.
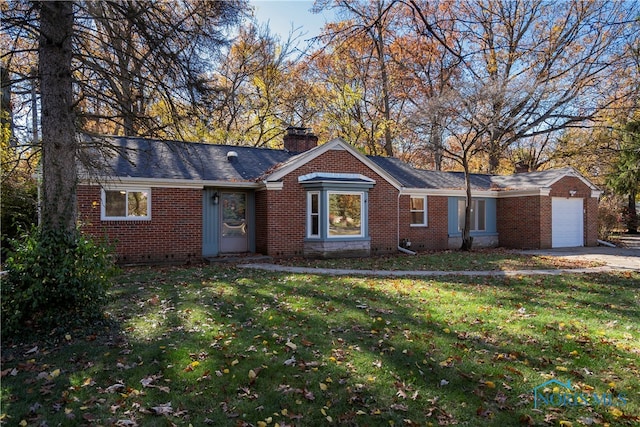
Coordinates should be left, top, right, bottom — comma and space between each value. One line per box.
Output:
1, 227, 118, 338
597, 195, 624, 240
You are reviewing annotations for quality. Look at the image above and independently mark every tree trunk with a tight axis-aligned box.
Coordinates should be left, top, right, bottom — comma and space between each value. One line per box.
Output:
488, 149, 500, 173
39, 1, 77, 234
460, 159, 474, 251
373, 2, 394, 157
627, 193, 638, 234
1, 66, 15, 144
430, 121, 443, 171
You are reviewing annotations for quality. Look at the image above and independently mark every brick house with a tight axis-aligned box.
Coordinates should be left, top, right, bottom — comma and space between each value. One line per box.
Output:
78, 129, 601, 264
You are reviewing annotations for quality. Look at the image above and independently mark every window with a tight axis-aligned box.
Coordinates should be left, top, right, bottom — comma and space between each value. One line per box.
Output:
328, 192, 362, 237
300, 174, 372, 241
410, 196, 427, 226
102, 189, 150, 220
307, 192, 320, 238
457, 199, 486, 232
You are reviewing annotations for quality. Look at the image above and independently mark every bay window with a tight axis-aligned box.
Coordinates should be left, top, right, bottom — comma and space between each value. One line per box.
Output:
328, 192, 363, 237
308, 192, 320, 238
300, 173, 374, 241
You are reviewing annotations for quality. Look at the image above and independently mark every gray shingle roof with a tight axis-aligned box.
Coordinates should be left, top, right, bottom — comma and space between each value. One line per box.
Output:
83, 136, 589, 191
82, 136, 293, 182
489, 167, 579, 189
367, 156, 495, 190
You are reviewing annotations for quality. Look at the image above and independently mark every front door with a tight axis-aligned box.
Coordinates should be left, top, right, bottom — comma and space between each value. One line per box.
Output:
220, 192, 248, 253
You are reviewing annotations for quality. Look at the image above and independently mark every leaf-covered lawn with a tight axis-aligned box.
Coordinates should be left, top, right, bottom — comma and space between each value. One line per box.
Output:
1, 264, 638, 426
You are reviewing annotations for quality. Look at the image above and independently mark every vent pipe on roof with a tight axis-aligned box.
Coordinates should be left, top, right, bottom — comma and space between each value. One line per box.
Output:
227, 151, 238, 162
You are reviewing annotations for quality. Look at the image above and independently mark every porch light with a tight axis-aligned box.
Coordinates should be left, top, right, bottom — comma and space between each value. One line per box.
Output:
569, 190, 577, 197
212, 192, 219, 205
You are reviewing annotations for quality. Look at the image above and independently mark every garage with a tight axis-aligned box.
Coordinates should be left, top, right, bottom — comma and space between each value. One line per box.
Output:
552, 198, 584, 247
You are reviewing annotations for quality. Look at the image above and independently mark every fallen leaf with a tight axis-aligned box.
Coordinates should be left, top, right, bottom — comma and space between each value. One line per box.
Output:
151, 402, 173, 415
115, 420, 137, 426
104, 382, 125, 393
609, 407, 623, 418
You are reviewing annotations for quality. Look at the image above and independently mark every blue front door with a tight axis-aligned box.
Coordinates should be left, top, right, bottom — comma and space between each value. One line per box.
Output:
220, 192, 248, 253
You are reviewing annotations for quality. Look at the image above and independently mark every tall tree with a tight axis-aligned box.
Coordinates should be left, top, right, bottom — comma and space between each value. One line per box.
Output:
398, 0, 462, 170
3, 0, 248, 142
3, 0, 248, 231
39, 1, 76, 234
75, 0, 247, 138
452, 0, 636, 173
438, 83, 496, 250
204, 23, 305, 147
312, 0, 414, 156
608, 121, 640, 234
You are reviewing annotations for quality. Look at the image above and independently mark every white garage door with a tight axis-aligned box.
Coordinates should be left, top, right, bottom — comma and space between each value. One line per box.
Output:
552, 198, 584, 248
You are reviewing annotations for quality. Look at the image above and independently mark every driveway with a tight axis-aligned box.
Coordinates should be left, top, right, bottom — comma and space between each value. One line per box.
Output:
519, 245, 639, 271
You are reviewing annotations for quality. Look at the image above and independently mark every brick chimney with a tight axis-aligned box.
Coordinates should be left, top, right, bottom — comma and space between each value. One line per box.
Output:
514, 161, 530, 174
283, 126, 318, 153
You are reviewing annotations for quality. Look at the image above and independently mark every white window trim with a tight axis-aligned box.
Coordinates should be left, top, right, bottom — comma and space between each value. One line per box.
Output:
307, 191, 320, 238
101, 188, 151, 221
409, 195, 428, 227
327, 191, 364, 238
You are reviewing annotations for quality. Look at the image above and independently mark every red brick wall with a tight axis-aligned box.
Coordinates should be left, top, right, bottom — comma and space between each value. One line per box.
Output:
497, 195, 543, 249
78, 185, 202, 264
540, 196, 552, 248
261, 150, 399, 258
400, 195, 449, 250
255, 189, 269, 255
585, 197, 599, 246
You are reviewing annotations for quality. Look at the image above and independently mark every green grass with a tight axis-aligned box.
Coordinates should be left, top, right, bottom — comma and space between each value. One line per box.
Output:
275, 249, 604, 271
1, 260, 638, 426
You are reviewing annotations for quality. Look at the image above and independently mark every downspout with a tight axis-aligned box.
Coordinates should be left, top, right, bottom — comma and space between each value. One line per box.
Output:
397, 188, 417, 255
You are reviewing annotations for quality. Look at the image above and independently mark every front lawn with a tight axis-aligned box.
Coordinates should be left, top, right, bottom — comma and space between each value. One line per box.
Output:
1, 262, 638, 426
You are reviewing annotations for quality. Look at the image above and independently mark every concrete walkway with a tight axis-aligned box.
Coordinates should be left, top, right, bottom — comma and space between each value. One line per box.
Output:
238, 263, 620, 277
239, 246, 638, 277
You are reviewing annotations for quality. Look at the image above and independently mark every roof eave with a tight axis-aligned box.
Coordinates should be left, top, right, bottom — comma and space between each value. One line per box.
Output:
79, 175, 262, 189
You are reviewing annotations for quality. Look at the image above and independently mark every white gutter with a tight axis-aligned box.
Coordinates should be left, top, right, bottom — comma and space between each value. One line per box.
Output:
80, 176, 262, 189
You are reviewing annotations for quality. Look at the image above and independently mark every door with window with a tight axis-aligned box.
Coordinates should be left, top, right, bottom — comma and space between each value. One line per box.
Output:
220, 192, 248, 253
